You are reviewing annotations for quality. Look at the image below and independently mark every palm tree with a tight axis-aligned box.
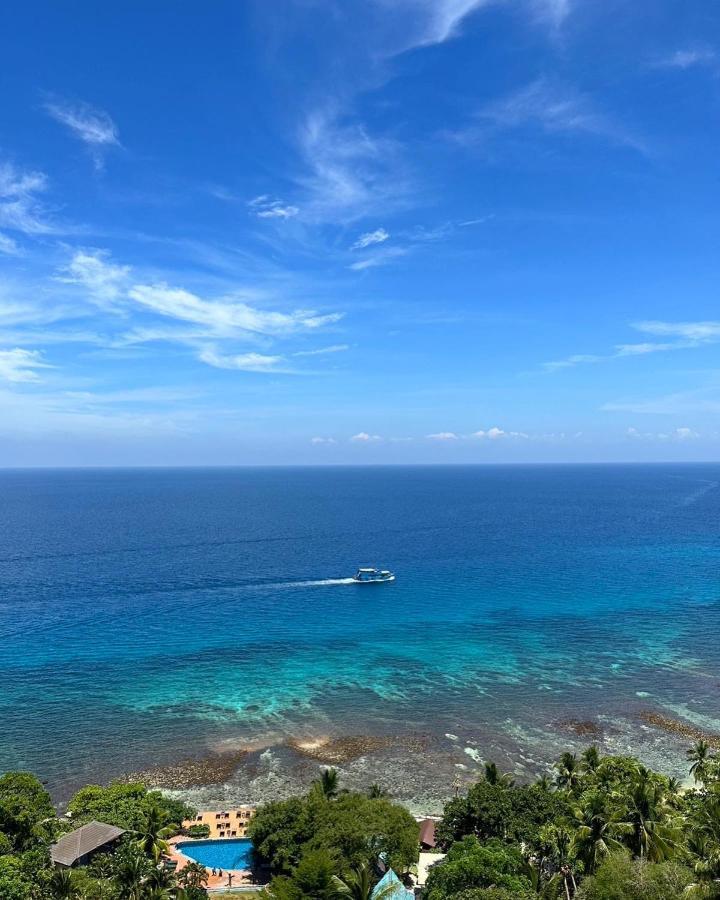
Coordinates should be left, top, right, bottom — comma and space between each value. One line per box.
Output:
317, 767, 340, 800
114, 852, 148, 900
49, 868, 82, 900
484, 761, 515, 787
333, 864, 395, 900
688, 740, 713, 785
134, 804, 175, 861
367, 784, 388, 799
177, 860, 209, 890
536, 773, 554, 792
571, 790, 624, 875
555, 752, 582, 793
615, 769, 679, 861
581, 746, 601, 773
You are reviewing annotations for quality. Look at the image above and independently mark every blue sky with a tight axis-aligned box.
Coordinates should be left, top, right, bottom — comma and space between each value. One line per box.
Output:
1, 0, 719, 465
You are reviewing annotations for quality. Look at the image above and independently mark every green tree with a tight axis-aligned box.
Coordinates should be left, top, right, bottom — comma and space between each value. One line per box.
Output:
317, 769, 340, 800
134, 804, 175, 861
571, 790, 624, 875
0, 772, 56, 851
265, 849, 340, 900
48, 867, 83, 899
0, 854, 35, 900
67, 782, 191, 832
555, 753, 582, 793
483, 762, 515, 788
423, 836, 533, 900
688, 742, 714, 786
576, 851, 692, 899
581, 747, 601, 774
437, 780, 571, 848
615, 770, 678, 862
177, 860, 209, 890
250, 790, 418, 876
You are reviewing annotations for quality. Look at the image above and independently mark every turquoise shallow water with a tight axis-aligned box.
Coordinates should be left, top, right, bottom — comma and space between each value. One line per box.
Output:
1, 464, 719, 802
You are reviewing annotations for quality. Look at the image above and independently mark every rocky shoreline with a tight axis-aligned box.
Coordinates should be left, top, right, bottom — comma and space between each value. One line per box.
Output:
121, 749, 249, 790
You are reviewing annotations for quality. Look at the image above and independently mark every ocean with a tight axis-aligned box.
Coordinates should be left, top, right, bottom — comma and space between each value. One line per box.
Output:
1, 464, 719, 812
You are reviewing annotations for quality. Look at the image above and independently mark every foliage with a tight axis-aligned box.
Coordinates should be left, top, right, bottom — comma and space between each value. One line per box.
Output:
66, 781, 192, 832
264, 848, 340, 900
0, 772, 56, 851
185, 824, 210, 838
576, 851, 693, 899
250, 788, 418, 875
423, 836, 533, 900
436, 778, 572, 848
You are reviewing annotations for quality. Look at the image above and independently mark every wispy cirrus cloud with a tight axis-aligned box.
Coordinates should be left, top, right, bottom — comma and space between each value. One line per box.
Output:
654, 47, 717, 70
44, 98, 120, 169
468, 78, 645, 152
248, 195, 300, 219
128, 283, 342, 337
294, 344, 349, 357
544, 320, 720, 371
58, 249, 130, 308
0, 232, 20, 255
0, 161, 55, 235
198, 348, 290, 373
352, 227, 389, 250
0, 348, 52, 383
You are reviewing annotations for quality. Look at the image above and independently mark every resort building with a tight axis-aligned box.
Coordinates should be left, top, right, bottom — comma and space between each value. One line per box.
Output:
51, 821, 125, 868
183, 806, 256, 838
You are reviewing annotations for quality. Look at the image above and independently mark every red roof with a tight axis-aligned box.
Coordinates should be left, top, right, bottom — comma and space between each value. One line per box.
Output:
419, 818, 436, 848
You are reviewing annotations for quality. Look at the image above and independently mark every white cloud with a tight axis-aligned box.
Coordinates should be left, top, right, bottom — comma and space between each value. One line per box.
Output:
0, 348, 51, 383
0, 233, 20, 255
352, 228, 390, 250
471, 78, 644, 152
44, 98, 120, 169
311, 436, 337, 444
248, 195, 299, 219
128, 283, 342, 336
294, 344, 349, 357
373, 0, 492, 49
349, 247, 407, 271
543, 353, 603, 371
427, 431, 459, 440
59, 249, 130, 307
299, 109, 408, 222
351, 431, 382, 442
473, 427, 528, 439
656, 48, 717, 70
198, 348, 287, 372
633, 320, 720, 342
0, 161, 53, 235
627, 425, 700, 442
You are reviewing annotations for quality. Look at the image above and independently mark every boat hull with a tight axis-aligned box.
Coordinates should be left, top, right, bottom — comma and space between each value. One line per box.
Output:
352, 574, 395, 583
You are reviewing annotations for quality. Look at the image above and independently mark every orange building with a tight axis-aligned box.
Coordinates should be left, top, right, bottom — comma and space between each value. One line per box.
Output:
183, 806, 255, 839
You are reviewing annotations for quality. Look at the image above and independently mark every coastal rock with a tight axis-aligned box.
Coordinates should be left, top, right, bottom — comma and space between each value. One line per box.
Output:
121, 750, 248, 790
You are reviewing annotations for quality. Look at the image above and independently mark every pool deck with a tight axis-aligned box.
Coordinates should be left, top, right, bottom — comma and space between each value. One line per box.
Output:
167, 836, 260, 891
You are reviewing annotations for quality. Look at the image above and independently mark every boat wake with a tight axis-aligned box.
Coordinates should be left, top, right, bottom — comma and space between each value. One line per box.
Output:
275, 578, 357, 588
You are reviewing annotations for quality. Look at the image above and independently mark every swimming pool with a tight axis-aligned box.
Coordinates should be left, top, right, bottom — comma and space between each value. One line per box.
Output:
177, 838, 253, 870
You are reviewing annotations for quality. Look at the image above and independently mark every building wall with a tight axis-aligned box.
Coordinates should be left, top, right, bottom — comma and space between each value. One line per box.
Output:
183, 807, 256, 839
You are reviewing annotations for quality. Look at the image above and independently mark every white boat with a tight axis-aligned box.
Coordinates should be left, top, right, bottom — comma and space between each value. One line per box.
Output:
353, 567, 395, 584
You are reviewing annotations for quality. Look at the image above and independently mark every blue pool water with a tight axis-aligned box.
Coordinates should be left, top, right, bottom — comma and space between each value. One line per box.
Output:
1, 464, 719, 804
178, 838, 253, 870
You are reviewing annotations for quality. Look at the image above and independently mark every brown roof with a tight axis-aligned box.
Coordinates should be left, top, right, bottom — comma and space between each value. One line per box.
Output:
51, 821, 125, 867
419, 818, 436, 848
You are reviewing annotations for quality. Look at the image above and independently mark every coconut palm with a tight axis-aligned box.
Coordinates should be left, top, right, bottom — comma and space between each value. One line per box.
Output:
177, 860, 209, 890
134, 805, 175, 862
333, 864, 395, 900
688, 740, 713, 785
484, 761, 515, 787
581, 746, 601, 773
114, 852, 148, 900
555, 752, 582, 793
615, 769, 679, 861
571, 790, 624, 875
317, 767, 340, 800
49, 868, 82, 900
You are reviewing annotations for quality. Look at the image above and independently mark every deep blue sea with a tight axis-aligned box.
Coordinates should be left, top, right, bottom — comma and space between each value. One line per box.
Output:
1, 465, 719, 809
